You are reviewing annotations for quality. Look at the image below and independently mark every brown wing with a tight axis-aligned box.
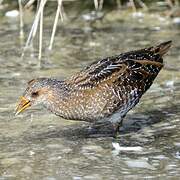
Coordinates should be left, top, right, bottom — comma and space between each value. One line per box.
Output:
66, 56, 127, 89
66, 41, 171, 90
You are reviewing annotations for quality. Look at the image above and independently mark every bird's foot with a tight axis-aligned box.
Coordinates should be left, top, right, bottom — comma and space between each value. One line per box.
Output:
112, 121, 124, 138
86, 121, 116, 137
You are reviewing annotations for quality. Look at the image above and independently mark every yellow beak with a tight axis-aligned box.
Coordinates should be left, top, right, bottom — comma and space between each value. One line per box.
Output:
15, 96, 31, 115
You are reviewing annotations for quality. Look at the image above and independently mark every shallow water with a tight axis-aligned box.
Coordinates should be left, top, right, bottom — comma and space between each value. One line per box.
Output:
0, 8, 180, 179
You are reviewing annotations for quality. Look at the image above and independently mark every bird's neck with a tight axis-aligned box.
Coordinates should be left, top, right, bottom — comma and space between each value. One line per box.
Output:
42, 81, 72, 119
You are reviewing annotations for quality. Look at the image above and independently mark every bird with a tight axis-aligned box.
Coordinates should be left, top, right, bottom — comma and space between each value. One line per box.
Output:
15, 41, 172, 135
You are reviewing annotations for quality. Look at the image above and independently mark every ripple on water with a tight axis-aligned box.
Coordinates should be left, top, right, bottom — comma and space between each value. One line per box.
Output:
0, 7, 180, 179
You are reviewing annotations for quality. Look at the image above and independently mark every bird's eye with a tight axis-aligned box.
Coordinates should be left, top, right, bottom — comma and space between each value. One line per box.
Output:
31, 91, 39, 97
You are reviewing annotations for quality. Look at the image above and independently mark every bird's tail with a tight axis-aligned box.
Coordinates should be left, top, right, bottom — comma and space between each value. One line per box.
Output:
152, 40, 172, 57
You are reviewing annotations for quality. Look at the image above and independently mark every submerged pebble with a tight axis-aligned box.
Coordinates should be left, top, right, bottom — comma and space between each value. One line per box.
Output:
175, 151, 180, 159
112, 142, 143, 153
1, 157, 20, 165
21, 166, 33, 174
5, 10, 19, 18
132, 12, 144, 18
125, 158, 155, 169
173, 17, 180, 24
165, 80, 174, 88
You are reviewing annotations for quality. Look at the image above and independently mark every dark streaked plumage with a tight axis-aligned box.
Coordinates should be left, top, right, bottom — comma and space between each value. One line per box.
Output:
15, 41, 172, 133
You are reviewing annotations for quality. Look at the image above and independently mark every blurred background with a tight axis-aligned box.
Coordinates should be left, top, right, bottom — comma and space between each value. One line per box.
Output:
0, 0, 180, 179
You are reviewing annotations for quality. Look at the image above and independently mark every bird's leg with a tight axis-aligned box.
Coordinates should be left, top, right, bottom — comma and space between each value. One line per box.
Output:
88, 120, 114, 137
112, 120, 123, 138
112, 114, 127, 138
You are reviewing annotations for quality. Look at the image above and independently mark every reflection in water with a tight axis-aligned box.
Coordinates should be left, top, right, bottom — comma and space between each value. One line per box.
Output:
0, 7, 180, 179
26, 104, 177, 140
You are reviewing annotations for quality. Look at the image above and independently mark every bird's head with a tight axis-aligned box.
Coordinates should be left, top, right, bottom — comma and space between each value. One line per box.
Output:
15, 78, 56, 115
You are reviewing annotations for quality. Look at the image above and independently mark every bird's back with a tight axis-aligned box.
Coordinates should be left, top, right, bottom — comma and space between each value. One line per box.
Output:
61, 41, 172, 122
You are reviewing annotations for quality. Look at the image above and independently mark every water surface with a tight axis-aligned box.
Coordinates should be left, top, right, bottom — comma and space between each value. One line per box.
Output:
0, 8, 180, 179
